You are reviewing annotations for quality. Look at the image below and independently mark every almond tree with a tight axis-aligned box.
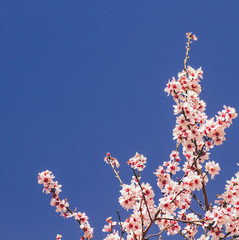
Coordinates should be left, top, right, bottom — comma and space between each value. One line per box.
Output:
38, 33, 238, 240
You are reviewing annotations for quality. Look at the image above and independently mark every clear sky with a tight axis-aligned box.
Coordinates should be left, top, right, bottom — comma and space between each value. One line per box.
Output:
0, 1, 239, 240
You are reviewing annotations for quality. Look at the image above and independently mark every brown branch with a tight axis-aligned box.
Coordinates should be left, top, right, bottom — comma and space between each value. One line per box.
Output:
133, 168, 152, 222
179, 231, 191, 240
117, 210, 125, 240
109, 160, 123, 186
191, 193, 206, 212
188, 207, 203, 219
155, 217, 208, 225
184, 37, 192, 72
201, 180, 210, 211
66, 207, 90, 240
230, 235, 239, 240
146, 224, 174, 239
176, 141, 182, 151
142, 189, 185, 239
219, 231, 239, 240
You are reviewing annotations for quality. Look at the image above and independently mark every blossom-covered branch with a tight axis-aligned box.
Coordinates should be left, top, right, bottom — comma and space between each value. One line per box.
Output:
38, 33, 238, 240
38, 170, 93, 240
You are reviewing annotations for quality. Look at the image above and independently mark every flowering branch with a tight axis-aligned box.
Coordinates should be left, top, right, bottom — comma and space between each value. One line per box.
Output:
132, 168, 152, 222
104, 152, 123, 186
38, 32, 238, 240
38, 170, 93, 240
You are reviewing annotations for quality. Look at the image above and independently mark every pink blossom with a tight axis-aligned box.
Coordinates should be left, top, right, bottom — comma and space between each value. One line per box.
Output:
164, 161, 180, 175
205, 161, 220, 179
102, 217, 117, 233
186, 32, 197, 41
56, 234, 62, 240
38, 170, 93, 239
104, 230, 123, 240
183, 171, 202, 191
198, 234, 209, 240
104, 152, 120, 168
127, 152, 147, 171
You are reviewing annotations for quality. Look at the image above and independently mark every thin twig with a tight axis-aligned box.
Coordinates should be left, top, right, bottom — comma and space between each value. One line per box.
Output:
110, 160, 123, 186
155, 217, 209, 225
179, 231, 191, 240
117, 210, 125, 240
146, 223, 174, 239
188, 207, 202, 219
191, 193, 206, 212
66, 207, 90, 240
184, 37, 191, 72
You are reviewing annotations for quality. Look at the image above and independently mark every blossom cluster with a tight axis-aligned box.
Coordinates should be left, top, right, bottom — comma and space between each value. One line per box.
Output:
38, 170, 93, 239
186, 32, 198, 41
126, 152, 147, 171
103, 230, 122, 240
102, 33, 237, 240
202, 171, 239, 238
38, 33, 238, 240
153, 37, 237, 238
119, 177, 155, 239
104, 152, 120, 168
102, 217, 117, 233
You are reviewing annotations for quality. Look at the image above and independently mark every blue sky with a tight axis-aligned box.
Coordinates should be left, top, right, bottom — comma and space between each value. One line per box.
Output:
0, 1, 239, 239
